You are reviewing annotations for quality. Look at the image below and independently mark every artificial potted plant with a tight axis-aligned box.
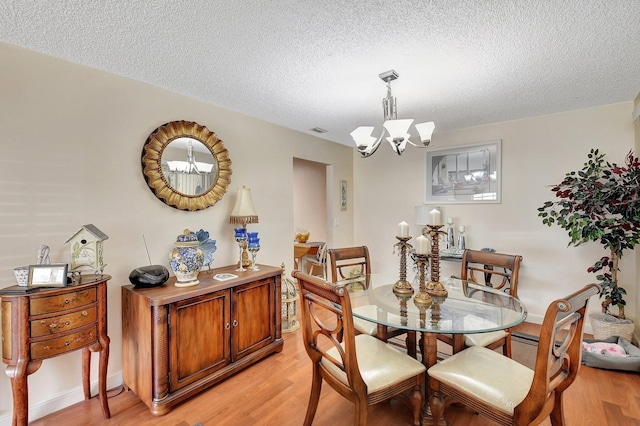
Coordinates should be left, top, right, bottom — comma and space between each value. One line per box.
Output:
538, 149, 640, 321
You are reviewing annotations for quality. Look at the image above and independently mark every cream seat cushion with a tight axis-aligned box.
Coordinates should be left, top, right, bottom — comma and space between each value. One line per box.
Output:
461, 315, 508, 347
428, 346, 534, 415
321, 334, 426, 393
352, 305, 401, 337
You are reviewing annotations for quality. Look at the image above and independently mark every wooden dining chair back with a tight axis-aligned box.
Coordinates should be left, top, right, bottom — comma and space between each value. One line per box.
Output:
461, 249, 522, 297
428, 283, 600, 426
442, 249, 524, 357
293, 271, 425, 426
326, 246, 371, 283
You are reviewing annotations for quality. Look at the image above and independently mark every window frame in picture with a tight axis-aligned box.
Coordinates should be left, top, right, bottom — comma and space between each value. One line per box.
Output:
28, 263, 69, 288
425, 140, 502, 204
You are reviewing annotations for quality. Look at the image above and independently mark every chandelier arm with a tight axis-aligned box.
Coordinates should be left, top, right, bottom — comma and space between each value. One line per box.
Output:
357, 129, 387, 158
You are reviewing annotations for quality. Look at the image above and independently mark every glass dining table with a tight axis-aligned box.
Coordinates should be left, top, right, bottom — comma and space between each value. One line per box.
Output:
336, 274, 527, 424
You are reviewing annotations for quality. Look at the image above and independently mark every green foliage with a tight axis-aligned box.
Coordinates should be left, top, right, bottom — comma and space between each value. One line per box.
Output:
537, 149, 640, 317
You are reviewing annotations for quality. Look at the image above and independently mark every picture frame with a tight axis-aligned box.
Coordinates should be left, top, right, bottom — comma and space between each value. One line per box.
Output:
425, 140, 502, 204
28, 263, 69, 288
340, 180, 347, 211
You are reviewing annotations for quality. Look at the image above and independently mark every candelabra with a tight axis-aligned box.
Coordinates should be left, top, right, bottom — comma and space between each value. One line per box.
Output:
411, 253, 432, 306
425, 225, 448, 297
393, 236, 414, 295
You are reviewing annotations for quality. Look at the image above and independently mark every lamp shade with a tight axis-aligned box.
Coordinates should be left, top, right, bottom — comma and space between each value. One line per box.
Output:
229, 185, 259, 225
415, 121, 435, 144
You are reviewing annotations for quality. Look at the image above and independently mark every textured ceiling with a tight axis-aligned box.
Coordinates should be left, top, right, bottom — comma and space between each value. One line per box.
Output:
2, 1, 640, 148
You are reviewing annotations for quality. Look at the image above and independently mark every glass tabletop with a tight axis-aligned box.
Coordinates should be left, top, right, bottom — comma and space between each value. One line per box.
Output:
337, 275, 527, 334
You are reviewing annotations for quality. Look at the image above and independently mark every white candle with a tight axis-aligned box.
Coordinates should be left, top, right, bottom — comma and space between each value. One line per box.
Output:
447, 217, 453, 225
459, 225, 465, 233
398, 221, 409, 237
415, 235, 430, 254
429, 209, 441, 226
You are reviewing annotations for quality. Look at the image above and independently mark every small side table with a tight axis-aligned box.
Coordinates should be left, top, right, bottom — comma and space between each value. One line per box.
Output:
1, 275, 111, 426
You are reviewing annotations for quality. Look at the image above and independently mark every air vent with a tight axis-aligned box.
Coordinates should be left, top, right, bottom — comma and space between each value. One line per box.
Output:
310, 127, 327, 134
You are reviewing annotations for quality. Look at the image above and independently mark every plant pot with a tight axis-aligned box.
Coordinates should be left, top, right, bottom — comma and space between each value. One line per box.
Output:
589, 312, 634, 341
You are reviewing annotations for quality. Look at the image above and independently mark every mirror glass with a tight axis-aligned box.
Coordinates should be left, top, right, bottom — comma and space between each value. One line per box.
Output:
161, 137, 216, 196
142, 121, 232, 211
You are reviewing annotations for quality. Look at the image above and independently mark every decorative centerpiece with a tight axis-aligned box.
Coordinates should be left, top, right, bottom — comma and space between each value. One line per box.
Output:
169, 229, 204, 287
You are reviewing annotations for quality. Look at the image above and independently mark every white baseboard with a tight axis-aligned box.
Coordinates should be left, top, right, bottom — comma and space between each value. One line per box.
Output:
0, 371, 122, 426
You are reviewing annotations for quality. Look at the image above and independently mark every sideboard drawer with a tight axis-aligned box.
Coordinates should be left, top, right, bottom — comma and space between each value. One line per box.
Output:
30, 306, 97, 337
30, 288, 97, 316
30, 326, 97, 359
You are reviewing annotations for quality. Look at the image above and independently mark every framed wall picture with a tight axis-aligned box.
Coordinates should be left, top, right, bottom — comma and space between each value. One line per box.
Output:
28, 263, 69, 288
425, 140, 502, 204
340, 180, 347, 211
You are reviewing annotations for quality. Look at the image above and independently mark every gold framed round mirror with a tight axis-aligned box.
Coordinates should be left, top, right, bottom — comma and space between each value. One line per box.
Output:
142, 120, 232, 211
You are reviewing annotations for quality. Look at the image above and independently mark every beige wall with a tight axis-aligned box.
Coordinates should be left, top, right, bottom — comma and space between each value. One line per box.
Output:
293, 158, 328, 243
0, 42, 354, 422
354, 102, 636, 328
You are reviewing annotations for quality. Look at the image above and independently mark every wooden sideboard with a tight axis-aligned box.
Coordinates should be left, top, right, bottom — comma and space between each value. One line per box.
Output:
122, 264, 283, 415
1, 275, 111, 426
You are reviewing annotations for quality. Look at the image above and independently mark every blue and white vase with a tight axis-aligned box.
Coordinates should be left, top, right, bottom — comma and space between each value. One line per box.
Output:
169, 229, 204, 287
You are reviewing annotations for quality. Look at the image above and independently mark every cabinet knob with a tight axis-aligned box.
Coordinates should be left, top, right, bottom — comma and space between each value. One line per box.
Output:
225, 323, 230, 330
65, 321, 70, 326
81, 311, 87, 316
65, 341, 70, 346
232, 320, 238, 327
64, 300, 70, 304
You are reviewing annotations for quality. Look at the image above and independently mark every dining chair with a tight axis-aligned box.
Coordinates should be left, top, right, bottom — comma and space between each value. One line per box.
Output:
326, 246, 416, 356
293, 271, 425, 426
438, 248, 523, 357
428, 283, 600, 426
306, 243, 327, 278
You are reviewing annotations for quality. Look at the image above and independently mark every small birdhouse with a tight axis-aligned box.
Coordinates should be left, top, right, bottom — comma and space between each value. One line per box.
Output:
64, 224, 109, 275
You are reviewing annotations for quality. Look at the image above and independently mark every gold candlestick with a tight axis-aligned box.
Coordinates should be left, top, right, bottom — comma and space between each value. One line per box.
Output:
412, 253, 432, 306
425, 224, 448, 297
393, 236, 414, 295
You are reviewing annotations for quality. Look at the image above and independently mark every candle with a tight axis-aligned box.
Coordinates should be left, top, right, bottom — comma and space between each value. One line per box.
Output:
415, 235, 430, 254
447, 217, 453, 225
429, 208, 441, 226
459, 225, 465, 233
398, 221, 409, 237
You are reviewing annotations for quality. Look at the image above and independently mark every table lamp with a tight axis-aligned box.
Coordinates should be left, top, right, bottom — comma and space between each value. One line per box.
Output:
229, 186, 259, 268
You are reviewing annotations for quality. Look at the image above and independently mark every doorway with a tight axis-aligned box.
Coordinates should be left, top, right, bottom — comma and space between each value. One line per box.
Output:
292, 157, 331, 247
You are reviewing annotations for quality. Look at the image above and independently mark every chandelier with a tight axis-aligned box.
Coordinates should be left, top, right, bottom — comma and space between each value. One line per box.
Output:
351, 70, 435, 157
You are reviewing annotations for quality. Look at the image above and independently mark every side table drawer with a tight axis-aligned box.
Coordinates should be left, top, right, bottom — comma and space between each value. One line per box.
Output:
30, 306, 97, 337
30, 325, 98, 359
30, 288, 97, 315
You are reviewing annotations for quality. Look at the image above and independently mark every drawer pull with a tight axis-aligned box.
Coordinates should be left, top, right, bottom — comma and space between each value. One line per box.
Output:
65, 321, 70, 326
65, 300, 70, 304
81, 311, 87, 316
232, 320, 238, 327
49, 323, 58, 329
65, 341, 70, 346
225, 323, 230, 330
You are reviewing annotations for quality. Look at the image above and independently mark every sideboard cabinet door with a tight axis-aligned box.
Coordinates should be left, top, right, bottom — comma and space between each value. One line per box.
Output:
169, 290, 230, 391
233, 278, 275, 360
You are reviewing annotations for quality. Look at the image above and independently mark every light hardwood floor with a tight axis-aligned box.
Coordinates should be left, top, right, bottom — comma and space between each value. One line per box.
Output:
28, 323, 640, 425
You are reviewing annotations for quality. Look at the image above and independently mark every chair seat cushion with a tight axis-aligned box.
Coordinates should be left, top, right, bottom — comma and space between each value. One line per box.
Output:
464, 329, 508, 347
322, 334, 426, 393
428, 346, 533, 415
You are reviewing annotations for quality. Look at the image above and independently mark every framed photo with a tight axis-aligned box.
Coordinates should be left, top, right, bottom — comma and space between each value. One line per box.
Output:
28, 263, 69, 288
425, 140, 502, 204
340, 180, 347, 211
